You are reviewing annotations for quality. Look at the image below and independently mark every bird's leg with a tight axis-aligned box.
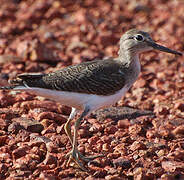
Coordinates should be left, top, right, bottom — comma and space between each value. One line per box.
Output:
66, 107, 90, 170
64, 107, 78, 145
66, 107, 104, 170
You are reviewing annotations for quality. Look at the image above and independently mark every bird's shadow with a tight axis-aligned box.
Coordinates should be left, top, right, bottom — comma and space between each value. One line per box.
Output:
90, 106, 155, 122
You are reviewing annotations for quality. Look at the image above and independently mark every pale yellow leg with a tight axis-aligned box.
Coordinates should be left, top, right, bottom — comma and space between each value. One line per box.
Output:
65, 108, 104, 171
66, 107, 104, 171
66, 107, 90, 171
64, 107, 78, 144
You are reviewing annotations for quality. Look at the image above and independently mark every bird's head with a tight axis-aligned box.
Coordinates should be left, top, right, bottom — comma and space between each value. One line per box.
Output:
119, 29, 182, 56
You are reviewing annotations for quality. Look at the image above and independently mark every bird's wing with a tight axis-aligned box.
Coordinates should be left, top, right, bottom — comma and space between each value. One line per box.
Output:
8, 59, 128, 96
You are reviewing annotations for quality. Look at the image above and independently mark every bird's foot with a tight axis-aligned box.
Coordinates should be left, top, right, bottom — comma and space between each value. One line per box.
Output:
66, 148, 104, 171
77, 151, 104, 162
66, 148, 87, 171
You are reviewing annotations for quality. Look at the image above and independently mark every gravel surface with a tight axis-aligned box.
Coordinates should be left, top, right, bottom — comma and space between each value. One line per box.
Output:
0, 0, 184, 179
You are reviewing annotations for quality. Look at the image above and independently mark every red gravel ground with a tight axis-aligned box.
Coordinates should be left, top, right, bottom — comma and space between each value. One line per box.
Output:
0, 0, 184, 179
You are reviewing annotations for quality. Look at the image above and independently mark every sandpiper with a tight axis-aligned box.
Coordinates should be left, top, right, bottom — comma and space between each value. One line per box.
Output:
0, 29, 182, 170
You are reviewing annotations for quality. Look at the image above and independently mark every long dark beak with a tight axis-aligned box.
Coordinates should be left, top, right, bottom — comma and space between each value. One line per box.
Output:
146, 40, 182, 56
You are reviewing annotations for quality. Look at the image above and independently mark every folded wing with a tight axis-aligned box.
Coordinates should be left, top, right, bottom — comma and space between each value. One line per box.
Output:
3, 59, 128, 96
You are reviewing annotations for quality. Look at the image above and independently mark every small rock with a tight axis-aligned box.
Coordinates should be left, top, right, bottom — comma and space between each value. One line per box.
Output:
0, 163, 8, 176
105, 174, 122, 180
50, 134, 68, 147
113, 157, 131, 169
12, 160, 28, 170
130, 141, 146, 151
129, 124, 142, 135
99, 34, 119, 47
28, 141, 45, 148
154, 105, 169, 115
167, 148, 184, 161
11, 117, 44, 133
133, 167, 146, 180
0, 55, 22, 64
8, 122, 24, 134
12, 146, 30, 160
101, 135, 111, 144
117, 119, 131, 128
9, 170, 32, 179
107, 153, 120, 159
88, 164, 107, 178
174, 101, 184, 111
17, 38, 60, 62
39, 172, 57, 180
56, 124, 65, 134
93, 169, 107, 178
104, 125, 117, 134
89, 122, 103, 133
67, 41, 87, 52
88, 135, 100, 146
135, 78, 147, 88
40, 119, 53, 128
162, 161, 184, 172
43, 152, 57, 165
30, 134, 52, 144
46, 141, 59, 153
146, 130, 155, 139
172, 125, 184, 137
41, 123, 57, 135
102, 143, 110, 152
0, 135, 7, 146
156, 149, 165, 157
59, 169, 75, 178
0, 118, 9, 130
78, 128, 91, 138
37, 111, 66, 124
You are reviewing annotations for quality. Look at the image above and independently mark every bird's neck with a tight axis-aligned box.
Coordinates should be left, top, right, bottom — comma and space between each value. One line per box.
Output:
117, 48, 141, 87
117, 48, 139, 67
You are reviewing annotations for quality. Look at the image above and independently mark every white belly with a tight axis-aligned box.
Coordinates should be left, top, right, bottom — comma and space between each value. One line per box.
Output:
14, 85, 130, 112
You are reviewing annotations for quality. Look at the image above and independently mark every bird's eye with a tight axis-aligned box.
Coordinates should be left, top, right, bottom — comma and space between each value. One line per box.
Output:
134, 34, 144, 41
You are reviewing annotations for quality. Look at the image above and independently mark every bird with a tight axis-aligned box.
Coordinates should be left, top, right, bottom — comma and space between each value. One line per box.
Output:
0, 29, 182, 170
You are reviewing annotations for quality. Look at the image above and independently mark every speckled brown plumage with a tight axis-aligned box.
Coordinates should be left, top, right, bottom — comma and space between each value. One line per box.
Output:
8, 59, 129, 96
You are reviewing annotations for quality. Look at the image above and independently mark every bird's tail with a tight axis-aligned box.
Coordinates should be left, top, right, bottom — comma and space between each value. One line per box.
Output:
0, 73, 44, 90
0, 85, 18, 90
